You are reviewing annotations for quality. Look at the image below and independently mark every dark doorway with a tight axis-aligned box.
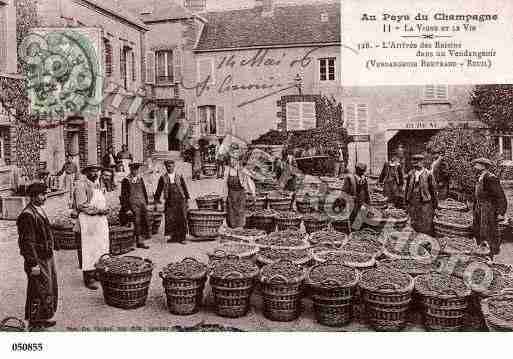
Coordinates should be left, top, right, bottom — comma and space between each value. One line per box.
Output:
168, 122, 181, 151
387, 129, 439, 173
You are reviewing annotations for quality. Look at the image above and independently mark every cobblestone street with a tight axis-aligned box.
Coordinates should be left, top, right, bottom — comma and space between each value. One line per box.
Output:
1, 175, 513, 332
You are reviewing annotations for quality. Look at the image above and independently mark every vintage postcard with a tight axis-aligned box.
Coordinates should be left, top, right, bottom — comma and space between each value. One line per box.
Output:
1, 0, 513, 357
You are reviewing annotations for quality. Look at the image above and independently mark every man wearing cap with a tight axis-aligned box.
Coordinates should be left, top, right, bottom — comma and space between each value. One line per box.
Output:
100, 168, 116, 192
472, 157, 507, 258
404, 154, 438, 235
55, 153, 79, 207
431, 150, 450, 201
341, 163, 370, 227
192, 142, 202, 180
154, 160, 190, 243
17, 183, 59, 330
120, 163, 151, 249
73, 164, 109, 290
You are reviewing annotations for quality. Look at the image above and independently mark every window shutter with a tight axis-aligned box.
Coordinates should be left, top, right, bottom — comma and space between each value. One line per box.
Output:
286, 102, 301, 131
344, 103, 356, 135
189, 106, 200, 137
145, 51, 155, 84
356, 104, 368, 135
216, 106, 225, 136
131, 51, 136, 82
424, 85, 435, 100
435, 85, 448, 100
301, 102, 316, 130
173, 47, 183, 83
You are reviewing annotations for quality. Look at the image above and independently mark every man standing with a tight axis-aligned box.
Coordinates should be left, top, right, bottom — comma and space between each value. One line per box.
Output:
379, 154, 404, 208
120, 163, 151, 249
154, 160, 190, 244
192, 143, 202, 180
215, 140, 226, 179
17, 183, 58, 330
55, 153, 79, 207
341, 163, 371, 228
333, 142, 345, 177
116, 144, 133, 173
73, 165, 109, 290
431, 150, 450, 201
102, 146, 117, 173
472, 158, 507, 258
404, 154, 438, 235
100, 168, 116, 192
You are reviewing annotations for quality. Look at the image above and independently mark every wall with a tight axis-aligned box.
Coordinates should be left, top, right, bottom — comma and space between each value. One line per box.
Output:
184, 45, 341, 142
0, 0, 17, 74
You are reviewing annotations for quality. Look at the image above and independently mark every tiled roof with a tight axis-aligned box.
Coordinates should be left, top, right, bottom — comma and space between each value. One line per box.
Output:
82, 0, 149, 29
195, 2, 340, 51
122, 0, 196, 22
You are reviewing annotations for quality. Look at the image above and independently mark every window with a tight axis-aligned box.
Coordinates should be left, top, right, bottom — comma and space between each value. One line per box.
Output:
198, 105, 216, 135
286, 102, 317, 131
0, 126, 7, 164
197, 58, 215, 85
344, 103, 368, 135
0, 5, 7, 72
103, 38, 112, 77
424, 85, 448, 101
184, 0, 206, 12
131, 51, 136, 82
495, 136, 513, 162
319, 57, 336, 81
155, 50, 174, 84
120, 46, 132, 89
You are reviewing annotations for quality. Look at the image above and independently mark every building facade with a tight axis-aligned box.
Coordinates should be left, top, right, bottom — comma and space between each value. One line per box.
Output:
35, 0, 149, 172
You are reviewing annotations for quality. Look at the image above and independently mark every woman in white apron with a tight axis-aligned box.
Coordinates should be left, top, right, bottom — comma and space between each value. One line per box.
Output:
74, 165, 109, 290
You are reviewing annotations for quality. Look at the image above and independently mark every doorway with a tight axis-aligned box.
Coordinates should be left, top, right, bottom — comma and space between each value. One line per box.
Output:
387, 129, 439, 173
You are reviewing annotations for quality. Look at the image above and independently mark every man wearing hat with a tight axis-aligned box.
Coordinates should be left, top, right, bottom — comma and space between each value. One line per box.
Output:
431, 149, 450, 201
100, 168, 116, 192
341, 163, 370, 228
119, 162, 151, 249
154, 160, 190, 243
404, 154, 438, 235
17, 183, 58, 330
55, 153, 79, 207
192, 142, 202, 180
73, 164, 109, 290
472, 157, 507, 258
379, 153, 404, 208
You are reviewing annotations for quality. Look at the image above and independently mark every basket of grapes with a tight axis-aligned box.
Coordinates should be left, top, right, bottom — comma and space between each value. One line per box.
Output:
481, 292, 513, 331
308, 230, 348, 249
342, 230, 384, 258
159, 258, 208, 315
208, 243, 259, 262
267, 190, 293, 212
196, 194, 223, 211
439, 236, 478, 256
382, 231, 432, 261
259, 260, 306, 322
246, 193, 267, 211
210, 257, 259, 318
415, 273, 472, 331
95, 254, 154, 310
306, 263, 359, 327
434, 209, 473, 238
275, 211, 303, 231
378, 258, 437, 277
358, 268, 414, 331
219, 227, 267, 244
365, 206, 408, 231
256, 247, 313, 267
438, 198, 469, 212
255, 229, 309, 250
313, 250, 376, 269
49, 210, 78, 250
295, 193, 319, 214
303, 213, 330, 234
250, 209, 279, 234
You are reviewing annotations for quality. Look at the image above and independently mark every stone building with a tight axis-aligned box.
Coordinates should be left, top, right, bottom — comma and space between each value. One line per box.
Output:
35, 0, 149, 172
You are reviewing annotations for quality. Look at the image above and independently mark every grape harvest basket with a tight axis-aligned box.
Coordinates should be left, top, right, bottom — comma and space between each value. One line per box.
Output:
95, 254, 154, 310
219, 227, 267, 244
414, 273, 471, 331
210, 257, 259, 318
481, 292, 513, 331
331, 217, 352, 234
275, 212, 303, 231
259, 260, 305, 322
246, 194, 267, 211
250, 210, 278, 234
303, 214, 330, 234
196, 194, 222, 211
109, 225, 136, 256
313, 250, 376, 269
202, 163, 217, 177
159, 258, 208, 315
208, 244, 259, 262
308, 230, 348, 249
359, 268, 414, 331
256, 248, 313, 267
188, 210, 226, 240
296, 196, 318, 214
307, 263, 359, 327
51, 223, 78, 250
268, 193, 293, 212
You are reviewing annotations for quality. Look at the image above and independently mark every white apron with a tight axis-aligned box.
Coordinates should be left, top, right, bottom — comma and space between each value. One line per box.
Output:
79, 188, 109, 271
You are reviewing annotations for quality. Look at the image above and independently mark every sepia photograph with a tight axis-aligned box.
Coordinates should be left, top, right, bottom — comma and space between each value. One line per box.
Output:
1, 0, 513, 356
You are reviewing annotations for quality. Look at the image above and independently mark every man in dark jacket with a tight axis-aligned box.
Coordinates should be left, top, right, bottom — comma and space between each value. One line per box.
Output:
120, 163, 151, 249
17, 183, 58, 330
472, 157, 507, 258
379, 154, 404, 208
431, 150, 450, 200
340, 163, 370, 229
154, 160, 190, 243
404, 154, 438, 235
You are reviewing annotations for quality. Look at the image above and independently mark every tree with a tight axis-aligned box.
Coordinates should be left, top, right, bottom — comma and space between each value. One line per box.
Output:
427, 127, 500, 196
470, 85, 513, 131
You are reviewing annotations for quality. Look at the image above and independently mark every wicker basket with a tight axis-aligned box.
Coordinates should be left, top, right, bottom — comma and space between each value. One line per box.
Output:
159, 258, 208, 315
251, 212, 277, 234
307, 263, 359, 327
256, 248, 313, 268
210, 259, 259, 318
219, 227, 267, 244
109, 225, 136, 256
196, 195, 222, 211
208, 245, 259, 261
332, 218, 352, 234
268, 196, 292, 212
188, 210, 226, 240
51, 224, 78, 250
296, 196, 318, 214
202, 163, 217, 177
0, 317, 26, 332
415, 273, 471, 331
247, 194, 267, 211
481, 292, 513, 331
434, 218, 473, 238
96, 254, 154, 310
275, 212, 303, 231
259, 261, 305, 322
313, 250, 376, 269
359, 269, 414, 331
303, 215, 330, 234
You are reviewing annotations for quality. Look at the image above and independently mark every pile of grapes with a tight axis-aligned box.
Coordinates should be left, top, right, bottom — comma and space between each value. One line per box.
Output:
435, 254, 490, 279
260, 260, 305, 283
258, 248, 311, 264
315, 250, 374, 266
95, 255, 153, 275
160, 258, 208, 279
252, 209, 279, 218
308, 263, 357, 286
308, 230, 347, 248
277, 211, 302, 220
210, 258, 259, 279
378, 258, 436, 276
415, 273, 470, 297
359, 268, 413, 292
342, 231, 383, 256
486, 295, 513, 321
256, 229, 307, 248
211, 243, 258, 258
384, 233, 430, 258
